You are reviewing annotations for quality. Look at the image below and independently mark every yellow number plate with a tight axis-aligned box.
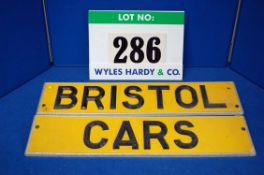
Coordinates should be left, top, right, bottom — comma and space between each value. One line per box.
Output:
38, 82, 243, 115
26, 115, 255, 156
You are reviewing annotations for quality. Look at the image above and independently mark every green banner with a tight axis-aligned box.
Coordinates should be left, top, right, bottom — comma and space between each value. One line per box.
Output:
89, 10, 184, 24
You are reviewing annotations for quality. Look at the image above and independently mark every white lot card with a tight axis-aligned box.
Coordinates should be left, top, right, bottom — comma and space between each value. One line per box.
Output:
88, 10, 184, 80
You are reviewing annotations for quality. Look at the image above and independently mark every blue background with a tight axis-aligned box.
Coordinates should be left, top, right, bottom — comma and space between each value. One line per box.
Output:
231, 0, 264, 89
1, 0, 264, 174
0, 0, 50, 97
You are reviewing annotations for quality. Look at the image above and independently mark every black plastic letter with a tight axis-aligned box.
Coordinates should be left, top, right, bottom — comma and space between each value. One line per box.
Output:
143, 121, 169, 149
175, 85, 198, 108
110, 86, 117, 109
113, 121, 139, 149
54, 86, 77, 109
174, 121, 198, 149
200, 85, 227, 108
81, 86, 105, 110
123, 86, 144, 109
148, 86, 169, 109
84, 121, 108, 149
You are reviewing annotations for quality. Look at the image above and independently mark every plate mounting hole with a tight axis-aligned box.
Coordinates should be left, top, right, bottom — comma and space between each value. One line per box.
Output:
35, 125, 40, 129
235, 104, 239, 108
227, 87, 231, 90
241, 127, 246, 131
42, 104, 46, 107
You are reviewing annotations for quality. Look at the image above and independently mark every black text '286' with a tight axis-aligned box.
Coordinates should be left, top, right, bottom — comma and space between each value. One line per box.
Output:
113, 36, 161, 63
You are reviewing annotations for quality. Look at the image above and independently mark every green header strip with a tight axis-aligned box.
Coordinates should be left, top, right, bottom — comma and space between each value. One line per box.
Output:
89, 11, 184, 24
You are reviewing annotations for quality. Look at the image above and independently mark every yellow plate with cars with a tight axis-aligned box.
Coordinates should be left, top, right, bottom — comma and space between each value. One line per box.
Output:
26, 115, 255, 156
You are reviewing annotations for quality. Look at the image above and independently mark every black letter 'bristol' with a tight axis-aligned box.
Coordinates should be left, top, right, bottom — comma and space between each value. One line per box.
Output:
123, 86, 144, 109
81, 86, 105, 110
54, 86, 77, 109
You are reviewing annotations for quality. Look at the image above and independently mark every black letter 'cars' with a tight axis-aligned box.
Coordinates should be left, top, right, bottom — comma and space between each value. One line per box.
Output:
143, 121, 169, 149
84, 121, 108, 149
174, 121, 198, 149
113, 121, 139, 149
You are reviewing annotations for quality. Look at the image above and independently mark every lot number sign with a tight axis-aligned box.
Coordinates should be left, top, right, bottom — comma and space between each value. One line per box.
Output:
88, 10, 184, 80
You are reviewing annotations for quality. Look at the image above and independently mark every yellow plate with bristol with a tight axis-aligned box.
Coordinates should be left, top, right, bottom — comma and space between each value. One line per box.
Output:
37, 82, 243, 116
